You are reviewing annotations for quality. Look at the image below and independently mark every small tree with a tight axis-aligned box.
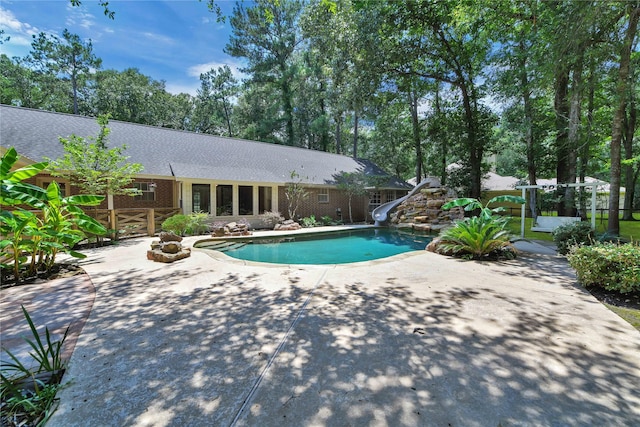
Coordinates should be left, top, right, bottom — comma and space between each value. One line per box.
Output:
284, 170, 309, 220
48, 114, 143, 209
336, 171, 379, 224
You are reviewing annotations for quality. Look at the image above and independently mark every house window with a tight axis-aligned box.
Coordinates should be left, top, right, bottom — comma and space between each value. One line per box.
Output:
385, 191, 397, 203
259, 186, 272, 213
239, 185, 253, 215
318, 188, 329, 203
133, 182, 156, 201
370, 191, 381, 206
216, 184, 233, 216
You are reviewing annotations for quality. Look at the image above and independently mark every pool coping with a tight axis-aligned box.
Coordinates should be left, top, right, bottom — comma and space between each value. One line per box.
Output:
190, 224, 434, 268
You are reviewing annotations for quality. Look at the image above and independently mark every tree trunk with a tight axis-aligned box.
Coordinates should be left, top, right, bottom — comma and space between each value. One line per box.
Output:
335, 113, 342, 155
434, 82, 447, 185
352, 110, 358, 158
564, 52, 584, 217
319, 84, 329, 152
622, 67, 637, 220
519, 39, 538, 219
409, 90, 422, 183
280, 63, 294, 146
608, 5, 639, 235
554, 65, 571, 215
71, 67, 79, 115
578, 58, 597, 217
460, 82, 481, 199
223, 99, 233, 137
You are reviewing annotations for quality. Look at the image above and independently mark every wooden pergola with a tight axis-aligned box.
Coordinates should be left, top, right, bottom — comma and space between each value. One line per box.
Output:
515, 182, 608, 238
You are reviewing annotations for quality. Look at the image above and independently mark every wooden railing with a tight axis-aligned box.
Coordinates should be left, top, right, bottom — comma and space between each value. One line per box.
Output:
86, 207, 182, 240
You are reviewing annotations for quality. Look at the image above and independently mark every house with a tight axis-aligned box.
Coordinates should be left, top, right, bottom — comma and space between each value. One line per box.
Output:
1, 105, 411, 226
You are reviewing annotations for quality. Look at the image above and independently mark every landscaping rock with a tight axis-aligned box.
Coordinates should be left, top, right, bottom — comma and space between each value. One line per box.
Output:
159, 231, 183, 243
161, 242, 181, 254
210, 221, 252, 237
390, 184, 463, 233
147, 239, 191, 263
146, 247, 191, 263
275, 219, 301, 231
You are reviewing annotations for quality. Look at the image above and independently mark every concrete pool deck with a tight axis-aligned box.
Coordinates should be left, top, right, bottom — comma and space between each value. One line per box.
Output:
3, 228, 639, 426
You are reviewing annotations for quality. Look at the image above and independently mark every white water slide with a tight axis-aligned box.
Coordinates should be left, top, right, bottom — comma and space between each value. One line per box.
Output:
372, 178, 439, 226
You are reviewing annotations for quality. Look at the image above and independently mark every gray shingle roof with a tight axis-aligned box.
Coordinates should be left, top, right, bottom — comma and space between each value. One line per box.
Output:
1, 105, 410, 189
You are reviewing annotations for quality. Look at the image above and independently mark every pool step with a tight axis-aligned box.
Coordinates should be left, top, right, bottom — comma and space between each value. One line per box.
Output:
219, 242, 246, 252
198, 241, 246, 252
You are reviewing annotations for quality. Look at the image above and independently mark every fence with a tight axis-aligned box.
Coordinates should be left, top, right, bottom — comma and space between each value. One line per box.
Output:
86, 207, 182, 240
501, 207, 639, 219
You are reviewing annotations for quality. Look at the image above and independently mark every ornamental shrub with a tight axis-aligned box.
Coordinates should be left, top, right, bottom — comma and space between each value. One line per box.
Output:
567, 242, 640, 293
187, 212, 210, 235
161, 214, 190, 236
259, 210, 284, 228
552, 221, 594, 255
300, 215, 318, 228
436, 215, 516, 260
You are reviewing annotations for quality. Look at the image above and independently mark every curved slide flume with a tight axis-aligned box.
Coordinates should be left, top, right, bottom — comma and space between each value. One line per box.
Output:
372, 178, 439, 226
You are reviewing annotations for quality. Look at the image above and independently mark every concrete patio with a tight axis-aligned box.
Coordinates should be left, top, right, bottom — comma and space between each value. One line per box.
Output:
3, 230, 639, 426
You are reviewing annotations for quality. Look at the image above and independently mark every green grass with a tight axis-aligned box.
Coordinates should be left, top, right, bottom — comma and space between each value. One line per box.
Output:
505, 217, 554, 241
606, 305, 640, 331
505, 216, 639, 242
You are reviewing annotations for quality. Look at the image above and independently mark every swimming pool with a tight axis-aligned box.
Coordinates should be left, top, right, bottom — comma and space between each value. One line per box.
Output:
195, 228, 433, 265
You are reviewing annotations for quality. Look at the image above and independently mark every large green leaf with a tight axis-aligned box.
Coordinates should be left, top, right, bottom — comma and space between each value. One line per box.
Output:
73, 214, 107, 235
2, 147, 48, 181
487, 195, 526, 206
63, 194, 105, 206
0, 147, 18, 177
45, 181, 61, 203
1, 182, 48, 208
6, 162, 49, 182
441, 198, 479, 211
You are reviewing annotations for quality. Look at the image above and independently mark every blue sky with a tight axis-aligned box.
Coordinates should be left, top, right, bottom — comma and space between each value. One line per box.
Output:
0, 0, 246, 95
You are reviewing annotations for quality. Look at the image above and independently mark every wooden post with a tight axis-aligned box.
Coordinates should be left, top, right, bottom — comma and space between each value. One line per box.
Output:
147, 208, 155, 236
110, 209, 117, 241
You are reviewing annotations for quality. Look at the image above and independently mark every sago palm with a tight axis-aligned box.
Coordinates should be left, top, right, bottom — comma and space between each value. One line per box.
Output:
438, 216, 514, 259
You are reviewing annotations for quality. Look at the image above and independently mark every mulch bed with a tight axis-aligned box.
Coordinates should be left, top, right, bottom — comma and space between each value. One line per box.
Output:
586, 287, 640, 311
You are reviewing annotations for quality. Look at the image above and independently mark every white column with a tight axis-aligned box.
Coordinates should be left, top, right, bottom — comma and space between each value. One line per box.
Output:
591, 184, 597, 230
521, 187, 526, 238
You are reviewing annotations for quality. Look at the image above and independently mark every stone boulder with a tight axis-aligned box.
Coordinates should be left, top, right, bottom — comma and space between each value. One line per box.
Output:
147, 238, 191, 263
274, 219, 301, 231
211, 221, 252, 237
159, 231, 183, 243
161, 242, 181, 254
390, 185, 463, 232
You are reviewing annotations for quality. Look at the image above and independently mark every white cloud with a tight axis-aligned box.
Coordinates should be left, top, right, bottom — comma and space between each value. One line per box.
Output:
142, 31, 175, 46
65, 2, 96, 30
165, 82, 200, 96
187, 60, 247, 80
0, 6, 40, 41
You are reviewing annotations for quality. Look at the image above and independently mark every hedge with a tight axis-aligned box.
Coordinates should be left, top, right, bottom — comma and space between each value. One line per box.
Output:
567, 242, 640, 294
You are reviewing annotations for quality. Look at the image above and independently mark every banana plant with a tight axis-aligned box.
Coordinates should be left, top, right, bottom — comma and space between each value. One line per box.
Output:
1, 147, 49, 208
1, 147, 107, 281
0, 210, 38, 282
442, 195, 526, 225
38, 181, 107, 269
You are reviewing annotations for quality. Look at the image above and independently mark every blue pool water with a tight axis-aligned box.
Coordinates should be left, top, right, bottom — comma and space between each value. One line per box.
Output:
196, 228, 433, 265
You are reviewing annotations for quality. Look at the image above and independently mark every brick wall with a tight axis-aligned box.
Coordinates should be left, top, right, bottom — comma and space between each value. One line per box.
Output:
277, 186, 367, 222
24, 174, 176, 210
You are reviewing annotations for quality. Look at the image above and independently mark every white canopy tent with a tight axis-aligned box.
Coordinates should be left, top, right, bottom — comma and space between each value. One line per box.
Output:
515, 182, 608, 238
